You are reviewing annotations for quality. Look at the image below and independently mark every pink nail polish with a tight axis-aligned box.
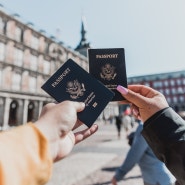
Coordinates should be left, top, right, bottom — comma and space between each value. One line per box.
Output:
116, 85, 128, 95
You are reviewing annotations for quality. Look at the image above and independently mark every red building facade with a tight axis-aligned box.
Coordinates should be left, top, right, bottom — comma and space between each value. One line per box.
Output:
127, 70, 185, 112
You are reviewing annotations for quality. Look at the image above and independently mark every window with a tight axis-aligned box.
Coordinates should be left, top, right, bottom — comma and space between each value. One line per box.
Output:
5, 42, 14, 63
167, 97, 171, 103
153, 81, 162, 88
38, 55, 44, 72
179, 96, 184, 102
164, 80, 169, 87
176, 79, 182, 86
15, 26, 22, 42
12, 72, 21, 91
2, 67, 12, 89
23, 49, 31, 68
58, 48, 66, 62
49, 43, 56, 55
159, 89, 164, 94
6, 21, 15, 39
0, 42, 5, 61
37, 75, 44, 93
23, 29, 32, 46
0, 68, 2, 87
14, 48, 23, 66
50, 60, 56, 74
31, 35, 39, 50
29, 76, 36, 93
43, 60, 50, 74
165, 88, 170, 95
170, 80, 175, 86
173, 96, 178, 103
0, 17, 4, 34
171, 88, 176, 95
22, 71, 29, 91
39, 36, 45, 52
177, 87, 184, 94
30, 54, 37, 71
144, 82, 150, 86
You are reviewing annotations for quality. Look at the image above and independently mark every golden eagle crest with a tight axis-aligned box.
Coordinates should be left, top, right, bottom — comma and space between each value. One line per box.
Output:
100, 63, 117, 81
66, 80, 86, 99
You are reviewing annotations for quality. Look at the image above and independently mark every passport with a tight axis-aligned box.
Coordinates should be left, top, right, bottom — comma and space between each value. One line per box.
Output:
41, 59, 114, 128
88, 48, 127, 101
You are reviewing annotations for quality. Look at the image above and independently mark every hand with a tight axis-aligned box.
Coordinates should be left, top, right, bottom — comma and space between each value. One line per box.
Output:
53, 123, 98, 162
111, 176, 117, 185
34, 101, 98, 162
117, 85, 169, 122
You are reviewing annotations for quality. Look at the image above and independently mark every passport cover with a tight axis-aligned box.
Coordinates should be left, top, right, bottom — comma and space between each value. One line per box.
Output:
41, 59, 114, 128
88, 48, 127, 101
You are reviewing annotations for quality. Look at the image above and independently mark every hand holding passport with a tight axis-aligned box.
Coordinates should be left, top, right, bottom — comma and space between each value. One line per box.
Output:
42, 59, 114, 127
42, 48, 127, 127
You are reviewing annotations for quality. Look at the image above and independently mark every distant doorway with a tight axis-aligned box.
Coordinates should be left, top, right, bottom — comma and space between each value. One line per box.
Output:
27, 102, 34, 122
8, 100, 18, 126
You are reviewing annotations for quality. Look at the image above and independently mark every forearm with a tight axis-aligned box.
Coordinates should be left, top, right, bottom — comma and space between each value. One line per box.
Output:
142, 107, 185, 184
0, 123, 52, 185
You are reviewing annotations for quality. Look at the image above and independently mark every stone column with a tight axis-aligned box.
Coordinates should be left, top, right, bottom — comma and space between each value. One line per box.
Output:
22, 99, 29, 124
38, 101, 43, 116
3, 97, 11, 130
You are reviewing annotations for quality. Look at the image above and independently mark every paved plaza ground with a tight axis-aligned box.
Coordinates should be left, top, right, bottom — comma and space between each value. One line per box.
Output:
46, 121, 143, 185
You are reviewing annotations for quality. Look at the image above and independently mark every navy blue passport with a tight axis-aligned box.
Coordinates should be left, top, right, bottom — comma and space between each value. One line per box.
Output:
41, 59, 114, 128
88, 48, 127, 101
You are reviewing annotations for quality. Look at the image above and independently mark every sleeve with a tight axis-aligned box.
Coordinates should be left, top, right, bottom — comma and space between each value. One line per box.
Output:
114, 124, 148, 181
0, 123, 53, 185
141, 107, 185, 184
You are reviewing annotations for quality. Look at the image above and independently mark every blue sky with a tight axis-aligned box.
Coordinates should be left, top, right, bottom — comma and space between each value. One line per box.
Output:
1, 0, 185, 77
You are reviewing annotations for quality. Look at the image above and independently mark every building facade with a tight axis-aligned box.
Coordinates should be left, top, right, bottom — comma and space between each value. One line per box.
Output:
0, 9, 90, 130
127, 70, 185, 112
0, 9, 118, 130
1, 7, 183, 129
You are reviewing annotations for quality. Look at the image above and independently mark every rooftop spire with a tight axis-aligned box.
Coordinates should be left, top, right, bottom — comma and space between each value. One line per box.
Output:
81, 16, 87, 44
75, 16, 90, 57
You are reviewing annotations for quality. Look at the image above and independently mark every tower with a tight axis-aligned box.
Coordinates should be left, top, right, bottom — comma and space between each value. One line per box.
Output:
75, 16, 90, 57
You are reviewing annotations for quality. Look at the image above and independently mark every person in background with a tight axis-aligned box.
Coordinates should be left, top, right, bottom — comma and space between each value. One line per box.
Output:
122, 108, 132, 135
116, 84, 184, 185
0, 101, 98, 185
111, 119, 176, 185
115, 115, 122, 139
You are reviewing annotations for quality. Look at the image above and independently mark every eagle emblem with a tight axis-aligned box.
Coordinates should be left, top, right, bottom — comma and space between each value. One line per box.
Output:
66, 80, 86, 99
100, 63, 117, 81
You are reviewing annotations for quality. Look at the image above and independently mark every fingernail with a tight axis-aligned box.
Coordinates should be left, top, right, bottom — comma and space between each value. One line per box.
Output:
117, 85, 128, 95
80, 102, 86, 108
92, 124, 98, 130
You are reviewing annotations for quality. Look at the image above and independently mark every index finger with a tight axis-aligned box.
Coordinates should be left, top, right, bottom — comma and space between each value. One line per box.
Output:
128, 85, 159, 98
117, 85, 150, 108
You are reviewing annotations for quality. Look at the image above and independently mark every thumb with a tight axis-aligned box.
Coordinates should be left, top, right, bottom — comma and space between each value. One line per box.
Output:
117, 85, 148, 107
72, 102, 86, 112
